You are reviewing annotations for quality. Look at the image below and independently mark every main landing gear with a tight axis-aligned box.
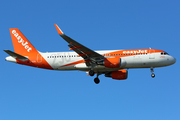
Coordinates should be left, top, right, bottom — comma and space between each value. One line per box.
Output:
150, 67, 155, 78
94, 77, 100, 84
88, 70, 100, 84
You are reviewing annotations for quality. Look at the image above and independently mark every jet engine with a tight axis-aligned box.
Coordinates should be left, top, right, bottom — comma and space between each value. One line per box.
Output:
105, 69, 128, 80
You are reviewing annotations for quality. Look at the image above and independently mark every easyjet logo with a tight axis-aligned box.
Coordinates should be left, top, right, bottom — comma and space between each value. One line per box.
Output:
123, 50, 147, 54
12, 30, 32, 52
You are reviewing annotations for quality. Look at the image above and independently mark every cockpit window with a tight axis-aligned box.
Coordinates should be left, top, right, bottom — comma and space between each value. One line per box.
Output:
161, 52, 169, 55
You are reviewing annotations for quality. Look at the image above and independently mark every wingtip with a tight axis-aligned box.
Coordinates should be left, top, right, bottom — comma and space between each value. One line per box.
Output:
54, 24, 64, 35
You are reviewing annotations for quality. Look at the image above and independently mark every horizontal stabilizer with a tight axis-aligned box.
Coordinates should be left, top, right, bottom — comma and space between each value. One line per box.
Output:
4, 50, 28, 61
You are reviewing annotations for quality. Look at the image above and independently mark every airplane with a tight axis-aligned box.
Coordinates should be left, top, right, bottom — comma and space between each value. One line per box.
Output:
4, 24, 176, 84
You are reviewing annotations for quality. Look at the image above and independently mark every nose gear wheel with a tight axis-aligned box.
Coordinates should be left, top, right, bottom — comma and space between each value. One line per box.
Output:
150, 67, 155, 78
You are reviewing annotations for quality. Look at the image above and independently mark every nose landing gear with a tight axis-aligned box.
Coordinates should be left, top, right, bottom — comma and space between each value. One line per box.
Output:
151, 73, 155, 78
151, 67, 155, 78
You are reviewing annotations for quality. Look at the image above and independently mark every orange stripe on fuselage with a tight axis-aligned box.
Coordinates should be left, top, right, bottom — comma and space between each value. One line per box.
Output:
59, 60, 90, 68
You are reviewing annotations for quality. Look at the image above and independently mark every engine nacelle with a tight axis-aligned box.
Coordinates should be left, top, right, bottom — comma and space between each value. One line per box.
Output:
105, 69, 128, 80
103, 58, 126, 68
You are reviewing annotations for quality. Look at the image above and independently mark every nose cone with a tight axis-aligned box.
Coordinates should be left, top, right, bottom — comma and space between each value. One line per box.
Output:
172, 57, 176, 64
169, 56, 176, 65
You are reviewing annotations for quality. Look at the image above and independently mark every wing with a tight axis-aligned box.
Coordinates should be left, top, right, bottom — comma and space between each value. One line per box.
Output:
54, 24, 104, 65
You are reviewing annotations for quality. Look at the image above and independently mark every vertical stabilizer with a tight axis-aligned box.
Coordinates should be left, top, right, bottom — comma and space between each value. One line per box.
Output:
7, 28, 53, 70
9, 28, 38, 56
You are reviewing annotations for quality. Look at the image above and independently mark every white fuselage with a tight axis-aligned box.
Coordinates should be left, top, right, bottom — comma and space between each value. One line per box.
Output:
39, 50, 176, 72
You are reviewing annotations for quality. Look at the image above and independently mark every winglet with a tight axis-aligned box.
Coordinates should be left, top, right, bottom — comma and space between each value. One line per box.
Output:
54, 24, 64, 35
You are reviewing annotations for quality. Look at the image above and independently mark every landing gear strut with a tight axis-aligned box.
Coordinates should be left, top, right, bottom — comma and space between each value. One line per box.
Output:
150, 67, 155, 78
89, 63, 96, 76
94, 73, 100, 84
89, 64, 100, 84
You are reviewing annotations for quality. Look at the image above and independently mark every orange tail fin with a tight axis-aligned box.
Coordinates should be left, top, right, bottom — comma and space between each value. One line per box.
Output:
9, 28, 38, 56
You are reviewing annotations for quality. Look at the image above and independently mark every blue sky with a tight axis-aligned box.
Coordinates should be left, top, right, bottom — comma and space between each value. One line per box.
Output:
0, 0, 180, 120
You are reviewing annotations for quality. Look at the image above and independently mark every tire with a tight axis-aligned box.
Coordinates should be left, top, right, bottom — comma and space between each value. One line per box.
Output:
89, 70, 95, 76
94, 78, 100, 84
151, 73, 155, 78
